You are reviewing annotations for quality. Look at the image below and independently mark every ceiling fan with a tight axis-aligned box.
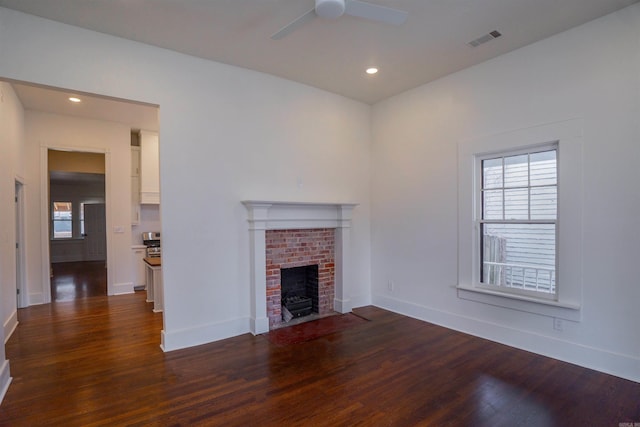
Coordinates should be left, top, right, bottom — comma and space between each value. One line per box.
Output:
271, 0, 408, 40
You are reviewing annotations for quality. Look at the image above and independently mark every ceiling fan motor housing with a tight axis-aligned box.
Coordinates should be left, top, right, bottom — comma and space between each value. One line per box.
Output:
316, 0, 346, 18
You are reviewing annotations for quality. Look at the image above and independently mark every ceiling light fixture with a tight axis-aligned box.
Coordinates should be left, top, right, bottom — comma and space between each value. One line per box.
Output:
68, 97, 81, 103
366, 67, 379, 75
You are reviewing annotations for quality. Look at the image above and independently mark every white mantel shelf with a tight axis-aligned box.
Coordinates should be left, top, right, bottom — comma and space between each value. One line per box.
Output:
242, 201, 358, 231
242, 200, 358, 334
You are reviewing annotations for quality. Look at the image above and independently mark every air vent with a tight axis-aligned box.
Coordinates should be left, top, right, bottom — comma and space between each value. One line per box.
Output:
468, 30, 502, 47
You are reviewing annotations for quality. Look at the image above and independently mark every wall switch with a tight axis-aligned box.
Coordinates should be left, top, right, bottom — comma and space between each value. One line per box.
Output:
553, 318, 563, 331
387, 280, 394, 292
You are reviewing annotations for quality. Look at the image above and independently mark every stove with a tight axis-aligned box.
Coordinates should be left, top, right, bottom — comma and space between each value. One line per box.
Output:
142, 231, 161, 258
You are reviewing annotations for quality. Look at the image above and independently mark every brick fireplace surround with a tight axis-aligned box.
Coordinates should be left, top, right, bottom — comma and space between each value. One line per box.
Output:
242, 201, 357, 334
266, 228, 335, 329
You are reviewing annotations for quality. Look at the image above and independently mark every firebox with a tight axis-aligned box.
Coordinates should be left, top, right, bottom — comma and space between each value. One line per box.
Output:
280, 265, 318, 321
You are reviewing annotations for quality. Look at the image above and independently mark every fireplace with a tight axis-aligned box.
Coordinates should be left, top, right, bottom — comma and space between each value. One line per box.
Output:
281, 265, 317, 320
266, 229, 334, 328
243, 201, 357, 335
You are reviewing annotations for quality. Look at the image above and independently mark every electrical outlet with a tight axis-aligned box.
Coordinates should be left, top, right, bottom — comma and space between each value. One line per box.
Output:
387, 280, 394, 292
553, 318, 563, 331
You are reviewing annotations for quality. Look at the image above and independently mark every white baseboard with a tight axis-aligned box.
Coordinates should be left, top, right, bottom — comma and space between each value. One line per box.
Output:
112, 282, 134, 295
349, 293, 372, 310
250, 316, 269, 335
0, 359, 12, 405
333, 298, 352, 313
29, 292, 44, 305
161, 317, 250, 352
373, 293, 640, 383
3, 310, 18, 344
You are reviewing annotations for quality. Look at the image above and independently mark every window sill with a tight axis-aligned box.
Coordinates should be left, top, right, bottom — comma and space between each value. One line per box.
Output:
456, 284, 581, 321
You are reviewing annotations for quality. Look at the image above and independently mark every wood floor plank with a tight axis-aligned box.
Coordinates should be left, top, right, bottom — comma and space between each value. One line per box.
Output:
0, 290, 638, 426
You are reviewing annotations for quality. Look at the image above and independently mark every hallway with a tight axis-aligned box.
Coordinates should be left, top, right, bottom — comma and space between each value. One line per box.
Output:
51, 261, 107, 301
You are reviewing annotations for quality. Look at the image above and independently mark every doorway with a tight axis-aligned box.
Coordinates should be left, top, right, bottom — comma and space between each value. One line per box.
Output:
48, 151, 107, 302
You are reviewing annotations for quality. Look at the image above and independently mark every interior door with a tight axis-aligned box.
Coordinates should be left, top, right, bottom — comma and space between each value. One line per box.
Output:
15, 180, 25, 307
83, 203, 107, 261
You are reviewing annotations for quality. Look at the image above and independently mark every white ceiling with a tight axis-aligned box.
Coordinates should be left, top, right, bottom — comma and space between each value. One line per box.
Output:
9, 82, 160, 132
1, 0, 637, 113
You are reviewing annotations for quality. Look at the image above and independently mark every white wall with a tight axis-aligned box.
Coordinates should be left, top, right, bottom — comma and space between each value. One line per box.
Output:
0, 8, 372, 351
371, 5, 640, 382
0, 81, 24, 401
132, 205, 161, 245
24, 111, 133, 300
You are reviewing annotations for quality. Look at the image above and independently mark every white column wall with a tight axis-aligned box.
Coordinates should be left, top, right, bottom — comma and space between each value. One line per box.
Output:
0, 81, 24, 401
371, 5, 640, 382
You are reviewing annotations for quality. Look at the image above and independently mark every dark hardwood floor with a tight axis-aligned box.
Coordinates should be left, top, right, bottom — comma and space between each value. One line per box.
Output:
51, 261, 107, 301
0, 291, 638, 426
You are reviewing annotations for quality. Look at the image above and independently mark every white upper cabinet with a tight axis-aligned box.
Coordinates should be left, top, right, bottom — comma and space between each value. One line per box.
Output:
139, 130, 160, 204
131, 146, 141, 224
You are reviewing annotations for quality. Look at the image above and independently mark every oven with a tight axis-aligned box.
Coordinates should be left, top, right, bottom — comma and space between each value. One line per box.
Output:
142, 231, 161, 258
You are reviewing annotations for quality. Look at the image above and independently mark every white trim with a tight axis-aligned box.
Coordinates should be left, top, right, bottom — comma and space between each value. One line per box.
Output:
242, 201, 358, 334
0, 360, 12, 405
456, 286, 580, 321
161, 317, 249, 352
14, 176, 27, 309
3, 310, 18, 344
458, 119, 583, 317
475, 143, 559, 300
373, 293, 639, 383
112, 282, 134, 295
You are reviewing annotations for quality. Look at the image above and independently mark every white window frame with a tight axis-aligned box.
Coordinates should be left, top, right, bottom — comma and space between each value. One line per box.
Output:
476, 144, 558, 301
457, 119, 583, 321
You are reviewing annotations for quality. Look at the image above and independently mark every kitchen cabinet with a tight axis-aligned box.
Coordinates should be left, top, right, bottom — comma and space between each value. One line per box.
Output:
144, 257, 163, 312
131, 146, 141, 224
132, 245, 146, 290
131, 145, 140, 176
139, 130, 160, 204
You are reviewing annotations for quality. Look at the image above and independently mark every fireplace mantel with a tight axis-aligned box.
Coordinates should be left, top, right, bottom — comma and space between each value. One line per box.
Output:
242, 201, 358, 230
242, 201, 358, 334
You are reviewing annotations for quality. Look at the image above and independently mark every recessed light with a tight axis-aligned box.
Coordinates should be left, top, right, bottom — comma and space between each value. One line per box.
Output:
366, 67, 379, 75
68, 97, 81, 103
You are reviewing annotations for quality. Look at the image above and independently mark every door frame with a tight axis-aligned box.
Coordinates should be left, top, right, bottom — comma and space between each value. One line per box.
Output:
14, 177, 26, 309
40, 146, 112, 302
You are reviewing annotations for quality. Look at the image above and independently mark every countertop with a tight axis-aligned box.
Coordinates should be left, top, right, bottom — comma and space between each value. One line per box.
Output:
143, 257, 161, 267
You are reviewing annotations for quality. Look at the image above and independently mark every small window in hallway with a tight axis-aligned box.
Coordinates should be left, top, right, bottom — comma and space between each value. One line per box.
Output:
52, 201, 73, 238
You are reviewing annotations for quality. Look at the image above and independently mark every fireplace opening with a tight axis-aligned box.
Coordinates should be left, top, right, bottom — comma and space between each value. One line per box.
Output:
281, 265, 318, 322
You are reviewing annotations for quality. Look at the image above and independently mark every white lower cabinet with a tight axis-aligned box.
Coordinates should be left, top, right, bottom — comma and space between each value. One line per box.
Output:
132, 245, 146, 289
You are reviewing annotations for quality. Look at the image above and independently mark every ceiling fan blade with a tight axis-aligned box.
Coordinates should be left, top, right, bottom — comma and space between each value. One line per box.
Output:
271, 8, 317, 40
345, 0, 408, 25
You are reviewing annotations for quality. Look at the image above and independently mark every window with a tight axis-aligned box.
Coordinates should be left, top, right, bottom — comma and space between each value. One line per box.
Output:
52, 201, 73, 239
479, 146, 557, 299
458, 120, 582, 318
80, 202, 85, 236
